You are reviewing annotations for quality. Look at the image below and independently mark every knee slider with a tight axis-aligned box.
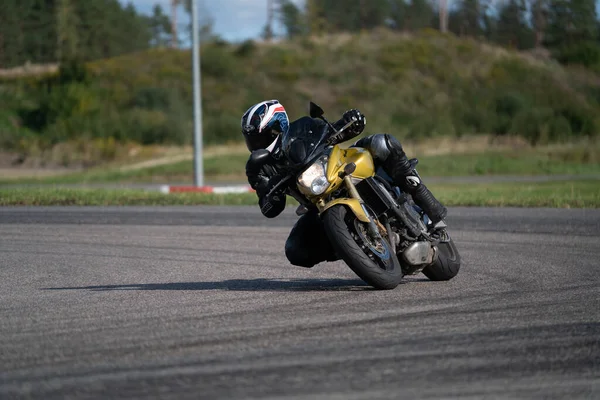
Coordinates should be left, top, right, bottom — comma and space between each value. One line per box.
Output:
354, 134, 391, 164
383, 133, 405, 154
381, 134, 412, 176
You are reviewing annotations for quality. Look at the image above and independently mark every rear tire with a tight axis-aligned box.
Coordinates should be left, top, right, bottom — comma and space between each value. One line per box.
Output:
422, 238, 461, 281
323, 205, 403, 290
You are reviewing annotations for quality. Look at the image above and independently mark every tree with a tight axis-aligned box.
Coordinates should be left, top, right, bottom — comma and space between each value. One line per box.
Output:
73, 0, 150, 60
305, 0, 388, 34
545, 0, 598, 48
279, 0, 305, 38
496, 0, 534, 49
121, 3, 151, 54
357, 0, 390, 31
0, 0, 25, 67
387, 0, 405, 31
0, 0, 152, 67
56, 0, 79, 62
22, 0, 57, 65
545, 0, 600, 67
405, 0, 435, 32
149, 4, 171, 47
306, 0, 327, 34
531, 0, 549, 48
456, 0, 481, 37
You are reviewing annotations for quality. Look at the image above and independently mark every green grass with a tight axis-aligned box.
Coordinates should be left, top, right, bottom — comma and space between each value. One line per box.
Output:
417, 150, 600, 176
431, 179, 600, 208
1, 179, 598, 207
0, 188, 260, 206
2, 145, 599, 185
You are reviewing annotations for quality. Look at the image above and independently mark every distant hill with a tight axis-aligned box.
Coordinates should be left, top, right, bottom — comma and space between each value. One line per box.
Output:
1, 29, 599, 166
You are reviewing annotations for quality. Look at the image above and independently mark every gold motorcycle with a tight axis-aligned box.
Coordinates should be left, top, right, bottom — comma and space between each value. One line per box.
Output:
261, 102, 461, 290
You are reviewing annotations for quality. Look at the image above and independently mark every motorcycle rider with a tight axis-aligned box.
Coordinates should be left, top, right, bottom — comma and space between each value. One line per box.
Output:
243, 99, 447, 268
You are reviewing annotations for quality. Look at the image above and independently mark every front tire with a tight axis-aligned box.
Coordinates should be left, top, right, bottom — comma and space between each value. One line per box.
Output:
323, 205, 403, 290
422, 238, 461, 281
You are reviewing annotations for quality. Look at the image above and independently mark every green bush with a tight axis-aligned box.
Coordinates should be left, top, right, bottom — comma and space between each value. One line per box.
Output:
554, 42, 600, 69
492, 92, 528, 135
509, 107, 554, 145
0, 110, 35, 151
204, 112, 241, 144
131, 87, 171, 110
123, 108, 187, 145
201, 45, 241, 79
234, 40, 257, 58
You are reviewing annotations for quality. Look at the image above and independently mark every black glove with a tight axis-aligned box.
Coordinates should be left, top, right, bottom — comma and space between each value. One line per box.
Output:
328, 109, 367, 145
259, 175, 287, 217
263, 175, 285, 202
342, 109, 366, 136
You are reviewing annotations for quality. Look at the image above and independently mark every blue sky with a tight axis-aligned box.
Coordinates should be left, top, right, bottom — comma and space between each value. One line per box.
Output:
118, 0, 305, 43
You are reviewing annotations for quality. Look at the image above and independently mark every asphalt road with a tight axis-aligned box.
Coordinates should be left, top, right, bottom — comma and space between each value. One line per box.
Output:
0, 206, 599, 399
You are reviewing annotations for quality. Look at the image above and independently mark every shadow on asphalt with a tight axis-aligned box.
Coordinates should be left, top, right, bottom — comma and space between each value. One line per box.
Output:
43, 278, 386, 292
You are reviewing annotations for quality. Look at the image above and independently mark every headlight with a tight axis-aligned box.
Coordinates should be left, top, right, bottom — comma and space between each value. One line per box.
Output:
298, 156, 329, 195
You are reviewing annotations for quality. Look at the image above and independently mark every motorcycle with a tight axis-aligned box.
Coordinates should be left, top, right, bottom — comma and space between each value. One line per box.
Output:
255, 102, 461, 290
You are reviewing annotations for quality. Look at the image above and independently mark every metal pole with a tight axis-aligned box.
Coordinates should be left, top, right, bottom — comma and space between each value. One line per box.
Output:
192, 0, 204, 187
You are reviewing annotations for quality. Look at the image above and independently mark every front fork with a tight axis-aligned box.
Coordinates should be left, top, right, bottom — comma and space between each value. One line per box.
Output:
343, 175, 381, 239
342, 175, 399, 255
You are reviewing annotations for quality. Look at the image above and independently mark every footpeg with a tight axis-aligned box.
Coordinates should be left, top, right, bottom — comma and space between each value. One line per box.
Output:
428, 220, 447, 232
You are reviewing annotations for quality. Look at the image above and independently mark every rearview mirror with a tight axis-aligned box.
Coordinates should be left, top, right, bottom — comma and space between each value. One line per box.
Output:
249, 149, 271, 165
309, 102, 324, 119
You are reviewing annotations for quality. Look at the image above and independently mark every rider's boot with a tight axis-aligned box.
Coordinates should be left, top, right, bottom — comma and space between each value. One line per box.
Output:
401, 169, 447, 225
382, 137, 447, 226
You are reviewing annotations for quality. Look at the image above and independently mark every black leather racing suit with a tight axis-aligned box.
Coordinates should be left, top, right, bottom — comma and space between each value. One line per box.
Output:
245, 116, 447, 268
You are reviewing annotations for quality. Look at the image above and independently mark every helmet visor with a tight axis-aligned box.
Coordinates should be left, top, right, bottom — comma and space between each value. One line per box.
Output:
243, 126, 280, 151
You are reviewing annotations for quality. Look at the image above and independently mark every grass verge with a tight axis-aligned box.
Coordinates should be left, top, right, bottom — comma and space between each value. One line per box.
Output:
2, 144, 600, 185
1, 179, 598, 207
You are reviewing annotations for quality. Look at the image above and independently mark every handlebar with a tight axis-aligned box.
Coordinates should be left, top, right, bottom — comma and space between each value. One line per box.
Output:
326, 118, 357, 145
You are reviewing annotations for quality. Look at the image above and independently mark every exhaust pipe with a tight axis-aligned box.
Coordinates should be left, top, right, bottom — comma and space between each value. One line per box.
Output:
402, 241, 435, 266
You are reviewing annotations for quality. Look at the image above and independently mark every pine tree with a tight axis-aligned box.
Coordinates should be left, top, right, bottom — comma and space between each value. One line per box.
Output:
388, 0, 407, 31
496, 0, 534, 49
278, 0, 305, 38
123, 3, 151, 54
545, 0, 599, 66
457, 0, 481, 37
305, 0, 388, 34
545, 0, 597, 48
306, 0, 327, 34
149, 4, 171, 47
405, 0, 435, 32
56, 0, 79, 62
0, 0, 24, 67
22, 0, 57, 64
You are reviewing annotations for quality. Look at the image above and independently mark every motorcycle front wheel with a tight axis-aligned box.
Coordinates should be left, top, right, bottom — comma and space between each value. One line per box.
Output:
323, 205, 403, 290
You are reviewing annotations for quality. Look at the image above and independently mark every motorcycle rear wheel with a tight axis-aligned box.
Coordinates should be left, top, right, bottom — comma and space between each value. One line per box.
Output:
323, 205, 403, 290
422, 238, 461, 281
